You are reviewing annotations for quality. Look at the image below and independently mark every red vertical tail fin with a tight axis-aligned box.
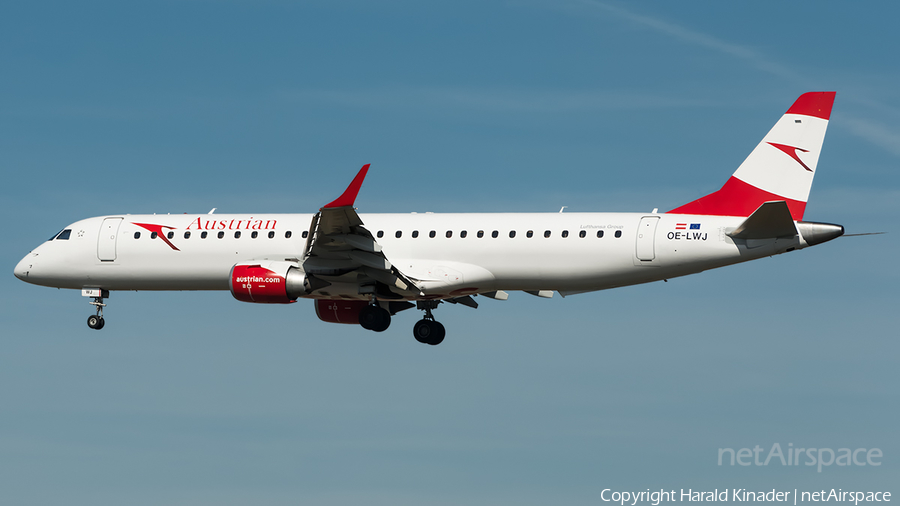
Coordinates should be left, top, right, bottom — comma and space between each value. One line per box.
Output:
668, 92, 835, 220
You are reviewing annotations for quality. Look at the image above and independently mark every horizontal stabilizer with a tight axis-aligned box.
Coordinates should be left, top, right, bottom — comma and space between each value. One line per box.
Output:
728, 201, 797, 240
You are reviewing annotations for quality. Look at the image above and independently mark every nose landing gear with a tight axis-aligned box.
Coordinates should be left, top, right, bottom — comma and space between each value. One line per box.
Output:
87, 313, 105, 330
83, 289, 108, 330
414, 301, 445, 346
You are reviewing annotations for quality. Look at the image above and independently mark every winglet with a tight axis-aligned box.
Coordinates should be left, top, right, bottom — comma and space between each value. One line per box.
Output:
323, 164, 370, 209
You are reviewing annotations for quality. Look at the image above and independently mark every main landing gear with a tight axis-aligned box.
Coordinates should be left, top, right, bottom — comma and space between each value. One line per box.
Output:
358, 304, 391, 332
85, 289, 109, 330
355, 299, 446, 345
413, 301, 445, 346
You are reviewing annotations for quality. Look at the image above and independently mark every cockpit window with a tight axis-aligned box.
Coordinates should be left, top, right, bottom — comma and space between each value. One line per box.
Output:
55, 229, 72, 240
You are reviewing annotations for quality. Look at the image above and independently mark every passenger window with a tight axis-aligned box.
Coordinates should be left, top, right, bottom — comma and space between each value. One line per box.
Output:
509, 230, 516, 238
477, 230, 484, 238
377, 231, 384, 238
201, 231, 208, 239
579, 230, 586, 238
134, 232, 141, 239
151, 232, 159, 239
526, 230, 533, 238
184, 231, 191, 239
395, 231, 402, 238
615, 230, 622, 238
234, 231, 241, 239
491, 230, 499, 238
285, 231, 292, 239
267, 231, 274, 239
251, 231, 258, 239
429, 230, 436, 238
597, 230, 604, 238
302, 231, 308, 239
460, 230, 467, 238
562, 230, 569, 238
167, 231, 175, 239
412, 230, 419, 238
217, 231, 224, 239
446, 231, 452, 238
544, 230, 551, 238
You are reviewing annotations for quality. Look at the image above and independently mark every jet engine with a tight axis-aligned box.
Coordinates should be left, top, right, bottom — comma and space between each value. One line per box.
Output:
314, 299, 370, 324
230, 261, 314, 303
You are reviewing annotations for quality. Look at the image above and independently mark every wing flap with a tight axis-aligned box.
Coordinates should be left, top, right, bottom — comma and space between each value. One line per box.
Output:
303, 165, 420, 297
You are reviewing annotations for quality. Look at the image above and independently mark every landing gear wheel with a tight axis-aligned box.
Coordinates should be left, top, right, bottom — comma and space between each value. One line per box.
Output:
430, 321, 445, 345
413, 319, 445, 345
87, 315, 105, 330
359, 305, 391, 332
86, 290, 108, 330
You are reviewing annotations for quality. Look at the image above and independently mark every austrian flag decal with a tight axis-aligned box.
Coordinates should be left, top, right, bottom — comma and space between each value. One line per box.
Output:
668, 222, 706, 241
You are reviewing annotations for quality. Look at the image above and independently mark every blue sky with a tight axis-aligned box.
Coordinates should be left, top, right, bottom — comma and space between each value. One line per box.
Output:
1, 1, 898, 504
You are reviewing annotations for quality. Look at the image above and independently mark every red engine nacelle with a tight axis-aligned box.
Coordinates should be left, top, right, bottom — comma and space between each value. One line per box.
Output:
314, 299, 370, 324
230, 261, 311, 304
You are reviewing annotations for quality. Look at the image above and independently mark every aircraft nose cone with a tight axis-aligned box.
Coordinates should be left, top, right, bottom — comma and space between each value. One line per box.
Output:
14, 255, 33, 281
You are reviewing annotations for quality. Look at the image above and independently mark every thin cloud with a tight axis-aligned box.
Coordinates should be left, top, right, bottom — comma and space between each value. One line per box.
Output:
571, 0, 806, 84
843, 117, 900, 157
279, 87, 715, 113
562, 1, 900, 158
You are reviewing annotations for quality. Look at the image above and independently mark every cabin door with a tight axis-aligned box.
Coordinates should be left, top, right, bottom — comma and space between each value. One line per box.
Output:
635, 216, 659, 262
98, 218, 123, 261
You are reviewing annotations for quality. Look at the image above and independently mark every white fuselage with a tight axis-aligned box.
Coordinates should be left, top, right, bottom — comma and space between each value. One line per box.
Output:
14, 211, 807, 299
12, 93, 843, 340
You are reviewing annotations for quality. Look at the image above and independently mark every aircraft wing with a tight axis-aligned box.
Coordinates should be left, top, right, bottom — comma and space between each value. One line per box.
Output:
302, 165, 421, 298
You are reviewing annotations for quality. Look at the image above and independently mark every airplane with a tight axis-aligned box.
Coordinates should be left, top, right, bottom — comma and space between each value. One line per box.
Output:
14, 92, 844, 345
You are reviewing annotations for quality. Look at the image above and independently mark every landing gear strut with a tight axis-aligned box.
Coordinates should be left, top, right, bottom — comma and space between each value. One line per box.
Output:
359, 303, 391, 332
85, 289, 109, 330
414, 301, 445, 346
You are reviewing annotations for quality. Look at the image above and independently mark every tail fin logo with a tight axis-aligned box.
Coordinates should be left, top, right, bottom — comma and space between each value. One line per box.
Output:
767, 142, 813, 172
